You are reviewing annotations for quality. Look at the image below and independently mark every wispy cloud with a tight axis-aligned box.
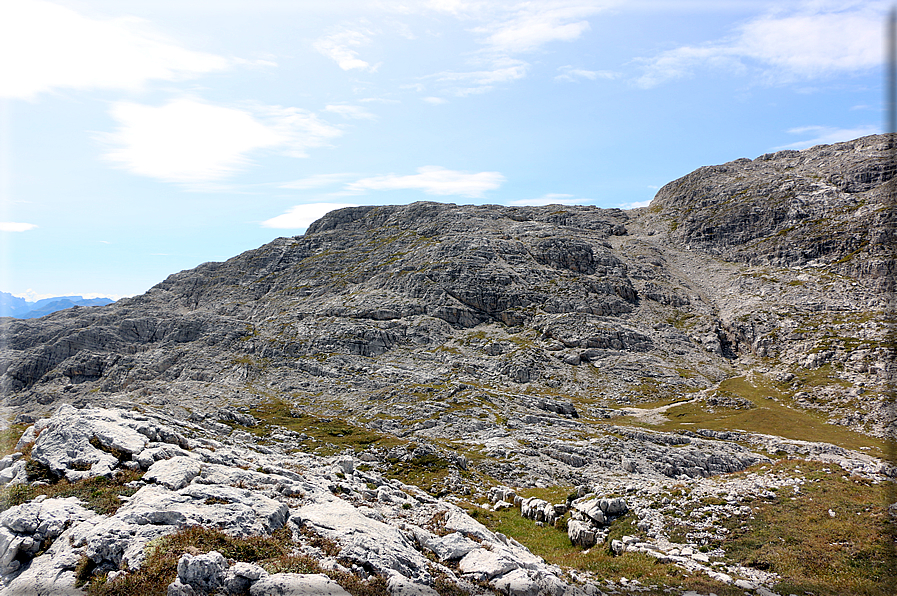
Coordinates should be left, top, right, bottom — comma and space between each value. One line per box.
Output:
0, 222, 38, 232
101, 98, 342, 184
262, 203, 359, 229
423, 96, 448, 104
430, 58, 528, 95
555, 65, 618, 82
420, 1, 615, 94
313, 28, 376, 71
426, 1, 613, 53
324, 104, 376, 119
772, 124, 880, 150
346, 166, 505, 198
508, 193, 589, 206
278, 173, 358, 190
475, 7, 592, 54
637, 4, 884, 88
0, 0, 230, 100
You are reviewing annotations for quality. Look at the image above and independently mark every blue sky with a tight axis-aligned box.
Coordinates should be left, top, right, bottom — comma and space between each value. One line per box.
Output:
0, 0, 886, 300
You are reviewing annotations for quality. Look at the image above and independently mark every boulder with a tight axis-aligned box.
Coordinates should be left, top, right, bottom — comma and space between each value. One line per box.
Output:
249, 573, 352, 596
418, 531, 479, 561
292, 497, 433, 585
387, 572, 441, 596
492, 568, 541, 596
29, 406, 152, 482
567, 519, 597, 548
176, 550, 228, 593
0, 497, 96, 575
144, 457, 202, 490
458, 548, 519, 581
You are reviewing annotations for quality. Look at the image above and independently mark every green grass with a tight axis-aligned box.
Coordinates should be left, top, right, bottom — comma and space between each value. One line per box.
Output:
625, 375, 888, 456
467, 503, 745, 595
84, 525, 391, 596
720, 460, 894, 596
246, 398, 404, 454
666, 309, 696, 329
383, 452, 452, 496
0, 423, 27, 457
0, 469, 144, 515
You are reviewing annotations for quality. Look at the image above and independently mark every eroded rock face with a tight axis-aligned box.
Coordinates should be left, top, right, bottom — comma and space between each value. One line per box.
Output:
645, 135, 895, 279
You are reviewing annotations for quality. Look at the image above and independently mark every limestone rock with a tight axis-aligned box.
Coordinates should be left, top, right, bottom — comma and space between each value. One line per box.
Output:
249, 573, 352, 596
175, 550, 228, 593
144, 456, 202, 490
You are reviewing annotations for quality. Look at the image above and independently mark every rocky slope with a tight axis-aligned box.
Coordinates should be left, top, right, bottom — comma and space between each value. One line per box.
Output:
0, 134, 895, 595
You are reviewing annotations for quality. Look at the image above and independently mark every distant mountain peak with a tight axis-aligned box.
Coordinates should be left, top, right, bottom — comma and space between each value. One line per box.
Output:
0, 291, 116, 319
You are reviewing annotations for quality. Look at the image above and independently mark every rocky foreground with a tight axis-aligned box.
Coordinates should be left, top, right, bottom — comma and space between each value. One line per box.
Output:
0, 403, 891, 596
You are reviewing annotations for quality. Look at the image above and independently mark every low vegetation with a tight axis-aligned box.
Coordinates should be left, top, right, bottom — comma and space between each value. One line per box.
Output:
618, 374, 887, 456
246, 398, 404, 454
383, 451, 452, 496
0, 424, 27, 458
720, 460, 894, 596
83, 525, 390, 596
467, 501, 745, 595
0, 469, 144, 515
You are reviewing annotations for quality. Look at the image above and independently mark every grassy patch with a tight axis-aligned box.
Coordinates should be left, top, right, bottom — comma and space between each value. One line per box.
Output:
0, 424, 27, 457
247, 398, 404, 454
514, 485, 576, 504
0, 469, 144, 515
468, 504, 743, 595
720, 460, 894, 596
383, 453, 451, 496
666, 309, 696, 330
652, 376, 884, 455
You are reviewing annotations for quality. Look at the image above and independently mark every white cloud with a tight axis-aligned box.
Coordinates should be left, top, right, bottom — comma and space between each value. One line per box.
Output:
636, 45, 742, 88
477, 6, 593, 54
262, 203, 359, 229
346, 166, 505, 198
101, 98, 342, 183
359, 97, 401, 104
637, 5, 884, 87
772, 124, 880, 150
278, 173, 357, 190
417, 1, 615, 94
324, 104, 376, 119
555, 65, 619, 82
508, 193, 589, 206
431, 58, 528, 95
619, 199, 652, 209
426, 1, 612, 53
423, 96, 448, 104
738, 11, 881, 76
0, 222, 37, 232
0, 0, 229, 100
313, 29, 375, 71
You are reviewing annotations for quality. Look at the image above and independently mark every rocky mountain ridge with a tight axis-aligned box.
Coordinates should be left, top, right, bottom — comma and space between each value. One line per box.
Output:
0, 134, 895, 595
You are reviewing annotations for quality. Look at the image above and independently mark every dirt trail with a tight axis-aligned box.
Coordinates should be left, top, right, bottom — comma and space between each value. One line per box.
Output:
617, 395, 703, 425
